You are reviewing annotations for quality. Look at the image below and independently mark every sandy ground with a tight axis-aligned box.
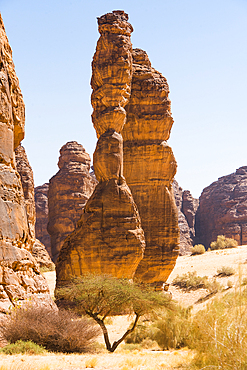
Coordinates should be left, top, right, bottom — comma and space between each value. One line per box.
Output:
1, 246, 246, 369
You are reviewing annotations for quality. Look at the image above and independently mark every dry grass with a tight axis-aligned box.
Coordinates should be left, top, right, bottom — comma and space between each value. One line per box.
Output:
0, 349, 194, 369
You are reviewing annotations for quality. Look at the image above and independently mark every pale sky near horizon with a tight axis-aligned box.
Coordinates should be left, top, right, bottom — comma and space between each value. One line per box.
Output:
1, 0, 247, 198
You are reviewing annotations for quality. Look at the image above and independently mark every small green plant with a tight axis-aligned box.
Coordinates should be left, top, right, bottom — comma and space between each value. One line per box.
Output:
191, 244, 205, 255
0, 340, 47, 355
210, 235, 238, 250
217, 265, 235, 277
39, 264, 55, 273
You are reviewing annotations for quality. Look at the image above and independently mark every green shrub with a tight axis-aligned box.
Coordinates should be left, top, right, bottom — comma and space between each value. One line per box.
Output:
210, 235, 238, 250
191, 244, 205, 255
172, 271, 209, 290
151, 305, 191, 350
0, 340, 47, 355
217, 265, 235, 277
189, 287, 247, 369
1, 305, 99, 353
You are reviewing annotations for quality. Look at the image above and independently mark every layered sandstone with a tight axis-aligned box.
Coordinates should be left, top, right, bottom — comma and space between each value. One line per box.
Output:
48, 141, 97, 262
0, 15, 55, 313
195, 166, 247, 248
34, 183, 51, 256
122, 49, 179, 287
172, 180, 198, 255
56, 11, 145, 286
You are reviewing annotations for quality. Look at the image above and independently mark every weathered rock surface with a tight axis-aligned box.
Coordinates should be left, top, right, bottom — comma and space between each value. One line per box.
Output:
122, 49, 179, 287
48, 141, 97, 262
15, 144, 36, 239
172, 180, 198, 255
32, 239, 54, 269
56, 11, 145, 286
195, 166, 247, 248
0, 14, 55, 313
34, 183, 51, 256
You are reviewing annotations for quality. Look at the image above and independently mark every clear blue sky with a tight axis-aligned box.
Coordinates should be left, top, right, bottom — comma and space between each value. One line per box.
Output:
1, 0, 247, 198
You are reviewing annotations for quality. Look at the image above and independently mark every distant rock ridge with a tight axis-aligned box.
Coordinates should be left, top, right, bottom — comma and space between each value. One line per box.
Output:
195, 166, 247, 248
172, 180, 198, 255
34, 183, 51, 256
47, 141, 97, 262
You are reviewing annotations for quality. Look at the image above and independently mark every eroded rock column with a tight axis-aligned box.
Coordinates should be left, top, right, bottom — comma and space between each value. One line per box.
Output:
48, 141, 97, 262
56, 11, 145, 286
122, 49, 179, 289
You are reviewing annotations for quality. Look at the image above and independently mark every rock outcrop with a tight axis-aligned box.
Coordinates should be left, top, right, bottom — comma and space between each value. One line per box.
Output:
0, 14, 55, 313
56, 11, 145, 286
195, 166, 247, 248
34, 183, 51, 256
15, 144, 36, 239
173, 180, 198, 255
122, 49, 179, 287
47, 141, 97, 262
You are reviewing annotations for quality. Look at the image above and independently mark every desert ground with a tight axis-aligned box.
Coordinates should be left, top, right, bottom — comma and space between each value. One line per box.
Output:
1, 246, 247, 370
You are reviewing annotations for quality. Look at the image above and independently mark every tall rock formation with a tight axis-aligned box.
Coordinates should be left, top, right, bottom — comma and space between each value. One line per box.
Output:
172, 180, 198, 255
15, 144, 36, 239
56, 11, 145, 286
0, 14, 55, 313
34, 183, 51, 256
195, 166, 247, 248
122, 49, 179, 287
47, 141, 97, 262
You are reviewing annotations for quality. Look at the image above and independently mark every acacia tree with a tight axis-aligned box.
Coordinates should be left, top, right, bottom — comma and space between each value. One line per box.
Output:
56, 274, 172, 352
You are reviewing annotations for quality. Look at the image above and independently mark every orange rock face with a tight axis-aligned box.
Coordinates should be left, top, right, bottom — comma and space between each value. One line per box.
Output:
48, 141, 97, 262
56, 11, 145, 286
122, 49, 179, 288
0, 15, 55, 313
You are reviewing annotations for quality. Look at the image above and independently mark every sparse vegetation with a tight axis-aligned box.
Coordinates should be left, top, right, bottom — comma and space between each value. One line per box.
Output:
56, 274, 172, 352
217, 265, 235, 277
190, 244, 205, 255
188, 287, 247, 369
1, 305, 99, 353
210, 235, 238, 250
39, 264, 55, 273
0, 340, 47, 355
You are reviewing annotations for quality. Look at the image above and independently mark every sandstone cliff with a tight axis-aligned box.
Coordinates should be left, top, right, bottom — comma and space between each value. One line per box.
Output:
122, 49, 179, 288
195, 166, 247, 248
173, 180, 198, 255
0, 14, 55, 313
47, 141, 97, 262
56, 11, 145, 286
34, 183, 51, 256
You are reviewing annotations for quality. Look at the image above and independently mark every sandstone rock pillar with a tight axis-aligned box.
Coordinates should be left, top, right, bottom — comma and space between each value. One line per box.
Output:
122, 49, 179, 289
47, 141, 97, 262
55, 11, 145, 286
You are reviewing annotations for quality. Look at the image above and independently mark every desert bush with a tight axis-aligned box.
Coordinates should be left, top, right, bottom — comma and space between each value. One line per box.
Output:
172, 271, 209, 290
210, 235, 238, 250
190, 244, 205, 255
151, 305, 191, 350
189, 287, 247, 369
1, 305, 99, 353
0, 340, 47, 355
217, 265, 235, 277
